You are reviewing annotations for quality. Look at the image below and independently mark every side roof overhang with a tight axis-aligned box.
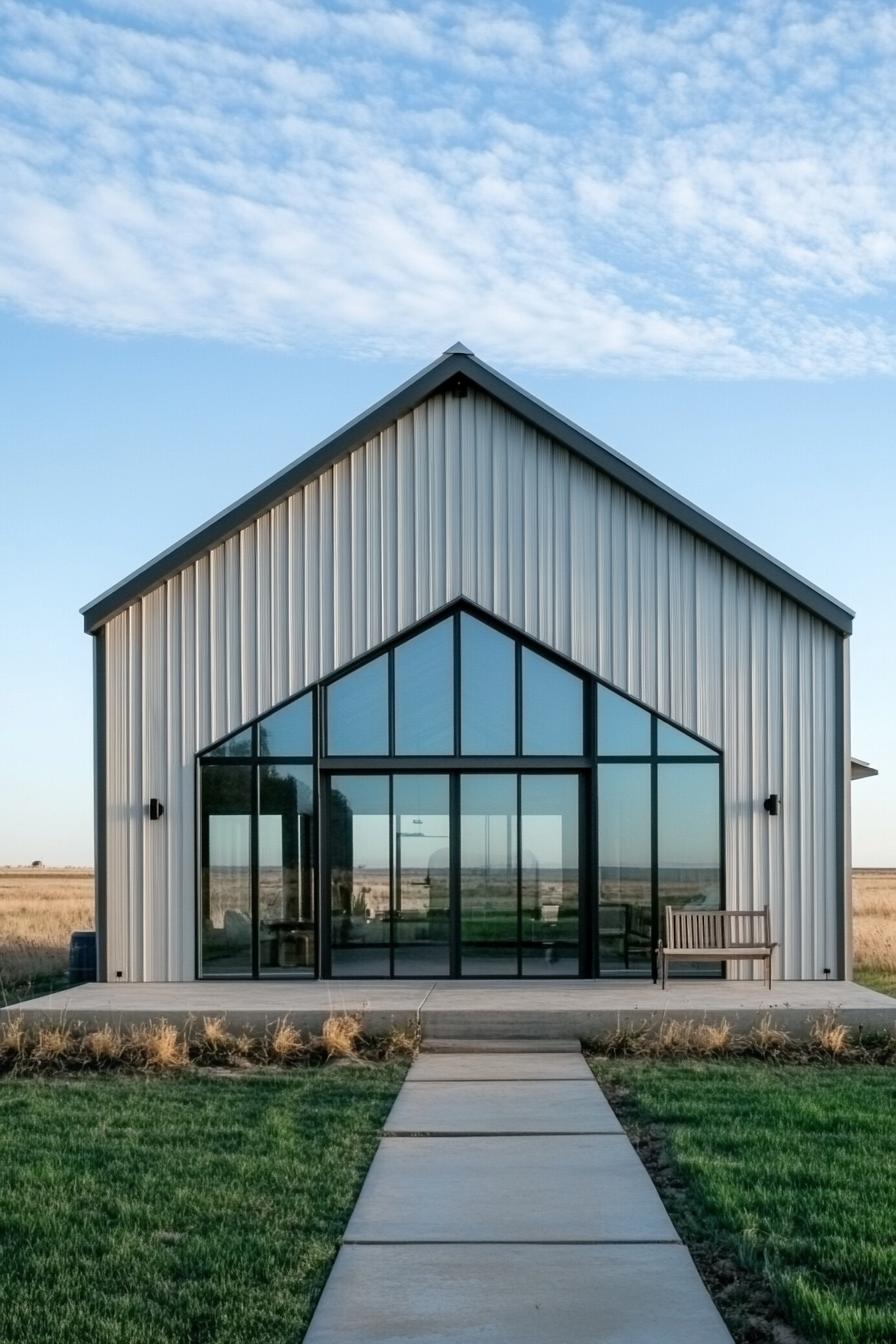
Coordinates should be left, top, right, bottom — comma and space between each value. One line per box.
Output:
81, 343, 855, 635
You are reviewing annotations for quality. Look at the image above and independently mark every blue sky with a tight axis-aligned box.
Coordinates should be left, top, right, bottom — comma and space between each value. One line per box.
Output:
0, 0, 893, 865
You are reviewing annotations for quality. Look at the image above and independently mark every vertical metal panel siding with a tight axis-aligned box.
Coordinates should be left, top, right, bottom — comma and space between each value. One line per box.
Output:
103, 388, 841, 981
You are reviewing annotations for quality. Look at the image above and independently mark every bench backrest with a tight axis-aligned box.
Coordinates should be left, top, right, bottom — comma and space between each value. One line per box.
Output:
664, 906, 770, 950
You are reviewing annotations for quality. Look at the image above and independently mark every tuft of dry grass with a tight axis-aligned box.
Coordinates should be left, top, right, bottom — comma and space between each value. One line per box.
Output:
809, 1013, 851, 1057
379, 1020, 421, 1060
749, 1014, 793, 1058
130, 1021, 188, 1071
319, 1012, 363, 1059
83, 1024, 124, 1064
267, 1019, 306, 1064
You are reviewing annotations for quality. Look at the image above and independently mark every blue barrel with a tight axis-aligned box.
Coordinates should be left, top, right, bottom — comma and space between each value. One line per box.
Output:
68, 931, 97, 985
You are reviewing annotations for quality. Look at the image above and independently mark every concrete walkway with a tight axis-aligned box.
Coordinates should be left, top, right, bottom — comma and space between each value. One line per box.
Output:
304, 1043, 734, 1343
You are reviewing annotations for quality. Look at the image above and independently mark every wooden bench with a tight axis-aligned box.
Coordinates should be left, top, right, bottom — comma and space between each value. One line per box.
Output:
657, 907, 776, 989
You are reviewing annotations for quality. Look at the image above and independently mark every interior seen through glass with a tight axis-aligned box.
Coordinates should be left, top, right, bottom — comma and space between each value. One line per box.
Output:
199, 608, 722, 978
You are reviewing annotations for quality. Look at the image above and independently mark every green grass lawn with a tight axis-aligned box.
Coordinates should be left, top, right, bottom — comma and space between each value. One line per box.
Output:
0, 1067, 404, 1344
854, 966, 896, 998
592, 1059, 896, 1344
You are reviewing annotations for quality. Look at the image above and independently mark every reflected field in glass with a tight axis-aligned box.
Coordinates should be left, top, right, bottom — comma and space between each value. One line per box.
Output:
521, 774, 579, 975
393, 774, 450, 976
460, 773, 518, 974
200, 763, 252, 975
328, 775, 391, 976
259, 763, 315, 975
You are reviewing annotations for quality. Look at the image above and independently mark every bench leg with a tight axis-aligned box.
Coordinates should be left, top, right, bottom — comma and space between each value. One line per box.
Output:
767, 956, 772, 992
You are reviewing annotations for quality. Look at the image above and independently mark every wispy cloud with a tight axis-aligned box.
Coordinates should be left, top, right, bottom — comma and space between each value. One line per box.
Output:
1, 0, 895, 376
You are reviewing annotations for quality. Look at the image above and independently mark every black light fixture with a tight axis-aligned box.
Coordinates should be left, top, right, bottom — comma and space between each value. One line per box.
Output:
149, 798, 165, 820
763, 793, 781, 816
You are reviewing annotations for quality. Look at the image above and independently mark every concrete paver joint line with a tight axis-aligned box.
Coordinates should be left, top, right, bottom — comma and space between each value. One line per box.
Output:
303, 1050, 736, 1342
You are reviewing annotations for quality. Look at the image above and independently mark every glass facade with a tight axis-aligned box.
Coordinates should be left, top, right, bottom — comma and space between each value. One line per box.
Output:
198, 604, 723, 980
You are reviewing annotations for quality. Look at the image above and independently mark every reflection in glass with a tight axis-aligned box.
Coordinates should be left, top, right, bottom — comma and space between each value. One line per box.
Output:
522, 651, 583, 755
259, 764, 315, 975
597, 685, 651, 756
598, 764, 652, 974
327, 655, 389, 755
460, 774, 518, 974
394, 620, 454, 755
259, 693, 313, 758
461, 615, 515, 755
205, 726, 253, 758
656, 720, 718, 757
393, 775, 450, 975
521, 775, 579, 975
658, 764, 721, 975
200, 763, 253, 974
328, 775, 391, 975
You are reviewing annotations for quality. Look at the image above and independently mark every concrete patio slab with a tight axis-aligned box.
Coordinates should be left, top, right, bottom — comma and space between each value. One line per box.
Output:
406, 1051, 595, 1081
304, 1243, 733, 1344
7, 978, 892, 1039
384, 1079, 623, 1134
344, 1134, 679, 1243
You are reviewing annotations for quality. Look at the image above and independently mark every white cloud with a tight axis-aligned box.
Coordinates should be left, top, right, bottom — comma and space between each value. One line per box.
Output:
0, 0, 895, 376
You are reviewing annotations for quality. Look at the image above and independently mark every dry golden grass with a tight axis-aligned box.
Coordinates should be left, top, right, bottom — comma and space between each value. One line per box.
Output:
0, 867, 93, 995
320, 1011, 363, 1058
853, 870, 896, 974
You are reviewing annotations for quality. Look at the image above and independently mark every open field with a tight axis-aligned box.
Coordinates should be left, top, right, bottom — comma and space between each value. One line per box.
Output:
852, 869, 896, 997
0, 868, 93, 1002
0, 1066, 404, 1344
1, 866, 894, 996
592, 1058, 896, 1344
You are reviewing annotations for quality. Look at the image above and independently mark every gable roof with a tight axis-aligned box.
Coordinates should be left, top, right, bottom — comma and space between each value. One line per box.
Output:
81, 344, 854, 635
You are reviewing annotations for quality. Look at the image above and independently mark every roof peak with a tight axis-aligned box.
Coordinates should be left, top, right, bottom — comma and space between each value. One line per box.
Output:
442, 341, 474, 355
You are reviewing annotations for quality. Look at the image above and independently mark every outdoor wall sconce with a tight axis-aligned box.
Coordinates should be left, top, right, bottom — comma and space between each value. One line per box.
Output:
148, 798, 165, 820
763, 794, 781, 816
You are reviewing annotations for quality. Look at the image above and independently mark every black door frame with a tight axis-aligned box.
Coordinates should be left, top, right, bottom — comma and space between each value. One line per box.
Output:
320, 764, 589, 980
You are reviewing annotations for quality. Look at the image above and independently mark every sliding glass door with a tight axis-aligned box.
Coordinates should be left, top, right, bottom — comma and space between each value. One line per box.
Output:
325, 771, 581, 978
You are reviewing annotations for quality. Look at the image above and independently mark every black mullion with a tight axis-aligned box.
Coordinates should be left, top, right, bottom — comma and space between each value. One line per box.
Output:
450, 772, 460, 977
312, 686, 323, 980
388, 772, 395, 978
250, 750, 259, 980
588, 683, 598, 979
516, 771, 522, 977
453, 610, 462, 757
650, 715, 659, 984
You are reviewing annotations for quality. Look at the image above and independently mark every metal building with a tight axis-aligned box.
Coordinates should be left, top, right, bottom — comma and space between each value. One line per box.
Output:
82, 345, 855, 985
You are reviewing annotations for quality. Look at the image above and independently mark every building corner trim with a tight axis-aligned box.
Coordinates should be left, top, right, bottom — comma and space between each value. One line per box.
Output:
93, 628, 108, 981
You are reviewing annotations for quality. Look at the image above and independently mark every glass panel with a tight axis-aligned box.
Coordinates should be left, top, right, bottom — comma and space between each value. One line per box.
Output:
200, 763, 252, 975
521, 650, 583, 756
204, 726, 253, 758
327, 655, 388, 756
598, 764, 652, 974
258, 765, 315, 976
658, 763, 722, 975
521, 775, 579, 976
597, 685, 651, 756
393, 775, 450, 975
394, 620, 454, 755
460, 774, 518, 974
460, 615, 515, 755
259, 693, 312, 758
656, 720, 718, 757
328, 775, 391, 975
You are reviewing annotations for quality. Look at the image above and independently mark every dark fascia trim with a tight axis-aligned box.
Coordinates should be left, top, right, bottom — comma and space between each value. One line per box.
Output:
92, 628, 108, 981
81, 348, 855, 635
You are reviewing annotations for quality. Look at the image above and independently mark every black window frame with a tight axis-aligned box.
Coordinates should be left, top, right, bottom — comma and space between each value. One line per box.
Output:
195, 597, 725, 981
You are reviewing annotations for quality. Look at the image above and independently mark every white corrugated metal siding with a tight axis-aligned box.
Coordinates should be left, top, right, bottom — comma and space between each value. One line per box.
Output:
101, 389, 841, 981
